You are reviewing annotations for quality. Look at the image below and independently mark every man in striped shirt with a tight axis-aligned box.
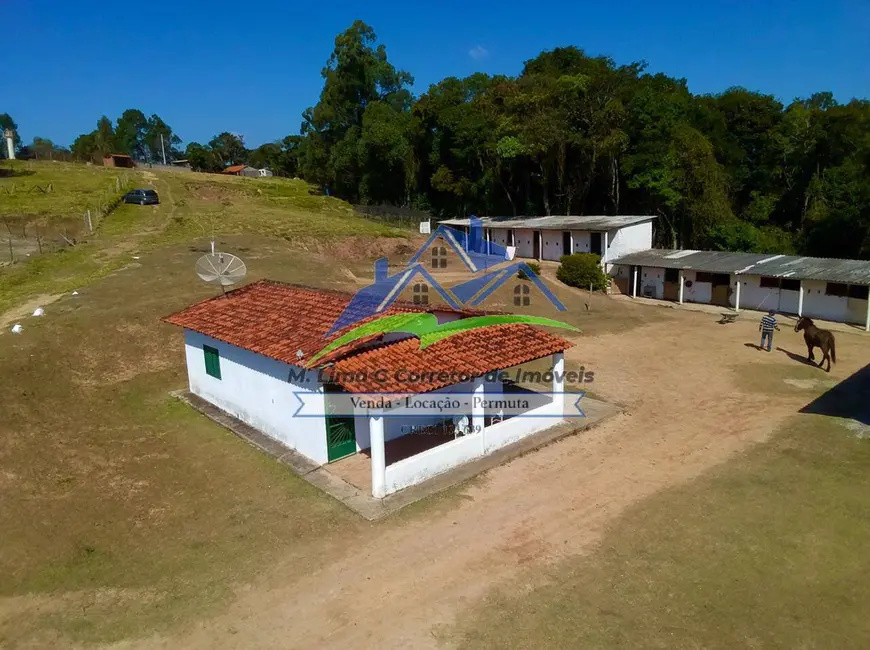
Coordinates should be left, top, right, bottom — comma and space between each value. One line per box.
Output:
759, 309, 780, 351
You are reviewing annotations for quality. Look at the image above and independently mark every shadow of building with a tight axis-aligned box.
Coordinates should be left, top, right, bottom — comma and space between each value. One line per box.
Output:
800, 363, 870, 426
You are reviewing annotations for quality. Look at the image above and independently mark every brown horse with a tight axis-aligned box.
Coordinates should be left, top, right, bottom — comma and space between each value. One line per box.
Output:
794, 317, 836, 372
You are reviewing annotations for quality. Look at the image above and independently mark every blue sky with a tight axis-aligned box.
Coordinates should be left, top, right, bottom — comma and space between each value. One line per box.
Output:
5, 0, 869, 148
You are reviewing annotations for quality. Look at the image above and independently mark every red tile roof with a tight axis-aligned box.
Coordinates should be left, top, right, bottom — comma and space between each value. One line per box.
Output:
163, 280, 573, 393
326, 324, 571, 392
222, 164, 247, 174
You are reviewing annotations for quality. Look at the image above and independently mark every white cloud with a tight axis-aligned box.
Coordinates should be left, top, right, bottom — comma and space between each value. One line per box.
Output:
468, 45, 489, 61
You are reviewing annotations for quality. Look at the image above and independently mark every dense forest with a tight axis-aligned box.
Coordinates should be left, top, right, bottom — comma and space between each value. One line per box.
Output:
4, 21, 869, 257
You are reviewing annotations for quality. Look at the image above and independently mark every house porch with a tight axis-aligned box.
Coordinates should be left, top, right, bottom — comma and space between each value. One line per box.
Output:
331, 351, 568, 498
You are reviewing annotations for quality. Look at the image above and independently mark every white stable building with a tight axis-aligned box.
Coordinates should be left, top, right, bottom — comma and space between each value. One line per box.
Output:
439, 215, 655, 270
165, 281, 573, 498
610, 249, 870, 330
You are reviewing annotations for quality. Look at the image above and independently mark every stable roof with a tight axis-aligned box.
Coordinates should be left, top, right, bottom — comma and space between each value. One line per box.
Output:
611, 249, 870, 285
163, 281, 573, 393
439, 215, 656, 231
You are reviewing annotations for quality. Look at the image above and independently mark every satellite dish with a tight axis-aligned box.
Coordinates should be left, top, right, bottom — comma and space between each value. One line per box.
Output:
195, 252, 247, 292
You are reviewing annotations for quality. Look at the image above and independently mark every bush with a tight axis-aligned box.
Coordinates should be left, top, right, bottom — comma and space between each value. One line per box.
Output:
556, 253, 606, 291
517, 261, 541, 280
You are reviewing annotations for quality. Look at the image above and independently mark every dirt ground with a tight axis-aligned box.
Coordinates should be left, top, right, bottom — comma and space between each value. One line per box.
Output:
111, 305, 867, 650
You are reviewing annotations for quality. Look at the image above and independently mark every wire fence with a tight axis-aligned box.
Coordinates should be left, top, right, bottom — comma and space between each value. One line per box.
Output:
353, 204, 433, 229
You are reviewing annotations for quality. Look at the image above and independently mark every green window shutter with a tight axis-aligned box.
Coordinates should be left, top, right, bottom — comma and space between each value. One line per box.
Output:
203, 345, 221, 379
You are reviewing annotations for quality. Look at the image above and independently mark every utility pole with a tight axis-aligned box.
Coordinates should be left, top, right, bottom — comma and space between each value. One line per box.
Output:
160, 133, 167, 165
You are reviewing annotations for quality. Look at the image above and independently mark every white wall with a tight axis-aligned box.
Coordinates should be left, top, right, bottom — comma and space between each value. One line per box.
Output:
606, 222, 654, 262
732, 275, 799, 314
384, 434, 482, 494
638, 266, 665, 299
383, 395, 562, 495
490, 228, 510, 247
353, 376, 503, 451
541, 231, 564, 261
733, 275, 779, 311
482, 222, 653, 265
481, 398, 562, 454
801, 280, 868, 324
680, 270, 712, 304
732, 276, 868, 323
515, 229, 535, 259
571, 231, 591, 254
184, 330, 329, 465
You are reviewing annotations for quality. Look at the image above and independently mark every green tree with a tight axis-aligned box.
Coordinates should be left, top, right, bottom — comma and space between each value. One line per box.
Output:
208, 132, 247, 167
301, 20, 413, 201
143, 114, 182, 163
185, 142, 221, 172
114, 109, 149, 158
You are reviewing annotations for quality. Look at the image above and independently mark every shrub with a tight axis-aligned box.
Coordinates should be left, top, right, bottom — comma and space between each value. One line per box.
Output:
556, 253, 606, 291
517, 261, 541, 280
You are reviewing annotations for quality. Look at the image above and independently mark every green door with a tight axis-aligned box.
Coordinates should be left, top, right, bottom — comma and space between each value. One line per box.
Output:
324, 384, 357, 462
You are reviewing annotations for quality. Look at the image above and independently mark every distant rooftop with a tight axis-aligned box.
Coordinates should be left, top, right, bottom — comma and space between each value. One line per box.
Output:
611, 249, 870, 285
439, 215, 656, 231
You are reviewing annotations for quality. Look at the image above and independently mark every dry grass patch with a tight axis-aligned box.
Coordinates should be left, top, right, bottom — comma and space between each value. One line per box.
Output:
456, 411, 870, 649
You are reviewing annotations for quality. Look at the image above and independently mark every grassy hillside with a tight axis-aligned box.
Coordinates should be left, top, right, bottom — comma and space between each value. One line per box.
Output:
0, 160, 132, 219
0, 161, 408, 316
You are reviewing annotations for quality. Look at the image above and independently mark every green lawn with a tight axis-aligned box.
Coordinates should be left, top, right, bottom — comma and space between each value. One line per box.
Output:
0, 160, 132, 219
0, 240, 370, 646
456, 411, 870, 649
0, 162, 408, 316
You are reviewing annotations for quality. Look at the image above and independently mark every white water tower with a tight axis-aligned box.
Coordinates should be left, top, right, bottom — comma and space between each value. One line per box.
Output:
3, 129, 15, 160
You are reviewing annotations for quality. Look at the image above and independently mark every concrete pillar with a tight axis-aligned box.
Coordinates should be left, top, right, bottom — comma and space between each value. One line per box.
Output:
865, 289, 870, 332
734, 277, 741, 311
798, 280, 804, 317
537, 231, 543, 260
472, 376, 486, 453
632, 266, 638, 298
678, 270, 684, 304
552, 352, 565, 416
3, 130, 14, 160
603, 231, 609, 265
569, 232, 574, 255
369, 412, 386, 499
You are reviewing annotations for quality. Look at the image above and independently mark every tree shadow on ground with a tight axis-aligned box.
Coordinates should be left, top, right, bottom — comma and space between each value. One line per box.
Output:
800, 363, 870, 425
0, 168, 36, 178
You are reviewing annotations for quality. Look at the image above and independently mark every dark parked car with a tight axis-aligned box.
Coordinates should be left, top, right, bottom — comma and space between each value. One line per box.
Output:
122, 188, 159, 205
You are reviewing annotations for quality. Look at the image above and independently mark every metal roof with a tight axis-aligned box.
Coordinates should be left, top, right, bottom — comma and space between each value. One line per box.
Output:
610, 249, 870, 285
438, 215, 656, 231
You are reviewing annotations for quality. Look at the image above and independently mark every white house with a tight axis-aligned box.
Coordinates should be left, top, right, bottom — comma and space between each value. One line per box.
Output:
438, 215, 656, 270
164, 281, 573, 498
610, 249, 870, 330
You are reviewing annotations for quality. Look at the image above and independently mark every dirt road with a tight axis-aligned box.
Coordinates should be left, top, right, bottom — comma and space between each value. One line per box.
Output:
123, 307, 865, 650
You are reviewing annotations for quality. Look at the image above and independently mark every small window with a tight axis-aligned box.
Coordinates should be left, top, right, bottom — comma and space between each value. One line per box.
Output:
203, 345, 221, 379
412, 283, 429, 305
848, 284, 869, 300
664, 268, 679, 283
759, 276, 779, 289
513, 284, 531, 307
695, 272, 729, 286
781, 279, 800, 292
431, 245, 447, 269
826, 282, 848, 297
